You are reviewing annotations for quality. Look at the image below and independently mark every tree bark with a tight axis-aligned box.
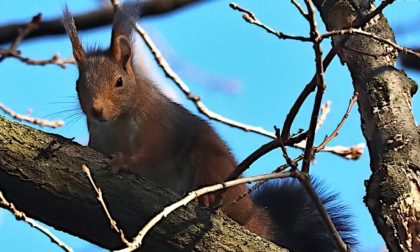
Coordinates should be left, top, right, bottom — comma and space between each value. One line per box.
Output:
313, 1, 420, 251
0, 115, 285, 252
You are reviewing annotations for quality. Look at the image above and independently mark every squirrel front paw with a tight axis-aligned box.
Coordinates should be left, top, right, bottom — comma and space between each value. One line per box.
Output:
198, 193, 216, 207
108, 152, 128, 174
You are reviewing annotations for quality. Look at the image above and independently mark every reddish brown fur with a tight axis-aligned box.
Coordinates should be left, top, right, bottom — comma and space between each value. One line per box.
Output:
63, 4, 357, 251
62, 4, 274, 240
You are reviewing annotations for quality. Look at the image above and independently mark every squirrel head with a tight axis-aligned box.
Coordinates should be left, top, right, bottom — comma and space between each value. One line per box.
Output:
62, 4, 141, 123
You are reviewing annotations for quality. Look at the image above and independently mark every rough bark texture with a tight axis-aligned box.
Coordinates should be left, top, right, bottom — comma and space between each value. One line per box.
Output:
0, 116, 285, 252
313, 1, 420, 251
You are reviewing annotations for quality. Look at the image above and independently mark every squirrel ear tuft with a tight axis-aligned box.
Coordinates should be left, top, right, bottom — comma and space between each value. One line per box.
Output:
111, 35, 134, 73
62, 5, 87, 64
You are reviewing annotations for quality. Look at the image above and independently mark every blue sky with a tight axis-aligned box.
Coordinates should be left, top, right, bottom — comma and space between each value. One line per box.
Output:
1, 1, 420, 251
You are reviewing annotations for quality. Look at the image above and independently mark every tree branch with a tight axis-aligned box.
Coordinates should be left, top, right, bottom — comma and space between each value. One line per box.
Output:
313, 0, 420, 251
0, 190, 73, 252
0, 115, 285, 252
0, 0, 203, 45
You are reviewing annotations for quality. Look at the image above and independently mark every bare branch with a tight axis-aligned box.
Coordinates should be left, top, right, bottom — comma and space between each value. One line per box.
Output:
116, 171, 293, 252
294, 170, 349, 251
133, 19, 276, 138
82, 165, 130, 247
0, 115, 284, 251
0, 190, 73, 252
301, 0, 326, 174
322, 143, 365, 160
227, 138, 285, 181
363, 0, 395, 24
291, 0, 309, 20
229, 3, 311, 42
0, 0, 203, 45
0, 103, 64, 128
230, 92, 360, 205
281, 47, 337, 142
0, 13, 75, 68
9, 13, 41, 51
312, 0, 419, 249
322, 28, 420, 58
315, 92, 359, 152
293, 100, 329, 152
230, 154, 305, 207
0, 50, 75, 68
281, 0, 395, 143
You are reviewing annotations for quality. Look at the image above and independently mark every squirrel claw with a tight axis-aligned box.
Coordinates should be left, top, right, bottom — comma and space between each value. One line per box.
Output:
108, 152, 127, 174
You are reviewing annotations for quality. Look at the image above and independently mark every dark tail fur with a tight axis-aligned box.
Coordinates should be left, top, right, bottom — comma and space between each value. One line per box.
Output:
252, 178, 358, 252
111, 1, 142, 43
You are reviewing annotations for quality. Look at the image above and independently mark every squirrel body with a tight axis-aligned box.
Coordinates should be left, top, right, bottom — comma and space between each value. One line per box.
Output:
63, 3, 357, 251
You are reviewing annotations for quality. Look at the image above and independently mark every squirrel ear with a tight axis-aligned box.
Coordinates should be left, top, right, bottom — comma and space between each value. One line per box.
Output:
111, 35, 134, 74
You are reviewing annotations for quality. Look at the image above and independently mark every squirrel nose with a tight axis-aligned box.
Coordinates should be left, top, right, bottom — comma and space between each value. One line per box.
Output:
91, 104, 104, 120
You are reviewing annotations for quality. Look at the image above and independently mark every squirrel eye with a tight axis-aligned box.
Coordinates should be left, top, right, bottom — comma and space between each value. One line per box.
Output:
115, 77, 123, 88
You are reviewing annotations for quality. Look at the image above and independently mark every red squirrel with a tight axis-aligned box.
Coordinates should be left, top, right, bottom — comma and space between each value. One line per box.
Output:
63, 3, 357, 251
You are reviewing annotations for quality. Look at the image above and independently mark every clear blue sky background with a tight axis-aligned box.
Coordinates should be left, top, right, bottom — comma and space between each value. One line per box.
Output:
1, 1, 420, 251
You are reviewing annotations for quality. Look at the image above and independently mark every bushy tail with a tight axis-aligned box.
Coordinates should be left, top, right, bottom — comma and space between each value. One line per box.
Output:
251, 178, 358, 252
111, 1, 142, 43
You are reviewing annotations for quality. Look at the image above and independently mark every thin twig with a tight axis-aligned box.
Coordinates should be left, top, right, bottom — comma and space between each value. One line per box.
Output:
230, 92, 354, 203
281, 47, 337, 142
229, 154, 305, 207
0, 190, 74, 252
9, 13, 41, 52
229, 3, 311, 42
0, 103, 64, 128
364, 0, 395, 24
227, 138, 284, 181
321, 28, 420, 58
297, 2, 347, 250
0, 49, 75, 68
315, 93, 359, 152
281, 0, 395, 142
111, 0, 276, 138
293, 100, 331, 151
294, 170, 349, 251
115, 171, 293, 252
301, 0, 326, 174
229, 0, 332, 146
322, 143, 365, 160
114, 1, 276, 139
291, 0, 308, 20
0, 13, 75, 68
276, 126, 298, 170
232, 94, 359, 204
0, 0, 203, 45
133, 23, 276, 138
81, 165, 131, 247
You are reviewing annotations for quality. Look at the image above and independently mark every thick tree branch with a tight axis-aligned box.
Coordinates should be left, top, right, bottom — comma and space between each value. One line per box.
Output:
0, 0, 203, 45
313, 1, 420, 251
0, 116, 285, 252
